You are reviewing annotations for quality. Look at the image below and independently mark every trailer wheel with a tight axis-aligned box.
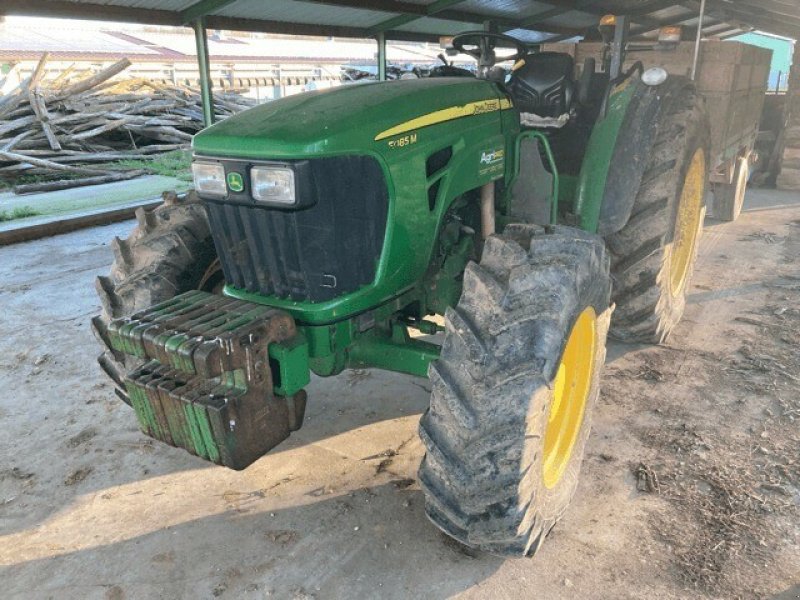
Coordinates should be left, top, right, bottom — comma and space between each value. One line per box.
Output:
606, 85, 710, 344
713, 154, 749, 222
91, 192, 219, 404
418, 225, 612, 557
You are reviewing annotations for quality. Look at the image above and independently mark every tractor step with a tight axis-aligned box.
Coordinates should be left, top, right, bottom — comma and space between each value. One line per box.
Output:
108, 290, 306, 470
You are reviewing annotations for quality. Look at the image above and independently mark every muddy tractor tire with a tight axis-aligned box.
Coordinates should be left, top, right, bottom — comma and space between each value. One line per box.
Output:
418, 225, 612, 557
606, 84, 710, 344
713, 154, 749, 222
91, 192, 219, 404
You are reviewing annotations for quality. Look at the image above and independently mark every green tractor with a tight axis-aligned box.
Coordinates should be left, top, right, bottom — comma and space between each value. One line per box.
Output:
93, 27, 709, 557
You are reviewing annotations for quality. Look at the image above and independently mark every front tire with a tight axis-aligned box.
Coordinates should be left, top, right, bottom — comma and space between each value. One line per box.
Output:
91, 192, 219, 404
418, 225, 612, 557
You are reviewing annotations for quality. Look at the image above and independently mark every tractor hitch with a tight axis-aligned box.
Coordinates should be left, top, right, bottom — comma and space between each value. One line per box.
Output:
107, 290, 309, 470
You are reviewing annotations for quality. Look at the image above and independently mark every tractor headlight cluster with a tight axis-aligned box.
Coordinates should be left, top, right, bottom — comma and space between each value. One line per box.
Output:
192, 158, 305, 208
251, 166, 296, 205
191, 162, 226, 198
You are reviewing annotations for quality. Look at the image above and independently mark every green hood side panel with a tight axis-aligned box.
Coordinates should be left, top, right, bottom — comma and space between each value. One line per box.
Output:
193, 78, 506, 159
195, 78, 514, 325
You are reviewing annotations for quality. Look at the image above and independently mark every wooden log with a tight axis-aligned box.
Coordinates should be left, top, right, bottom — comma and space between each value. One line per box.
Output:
28, 52, 50, 87
50, 110, 109, 126
3, 145, 184, 158
28, 86, 62, 151
69, 117, 135, 141
51, 63, 77, 87
0, 114, 37, 138
13, 169, 147, 194
125, 125, 193, 141
0, 75, 31, 119
134, 144, 187, 154
0, 52, 50, 117
0, 150, 187, 169
0, 130, 35, 152
0, 150, 108, 175
0, 70, 251, 184
53, 58, 132, 99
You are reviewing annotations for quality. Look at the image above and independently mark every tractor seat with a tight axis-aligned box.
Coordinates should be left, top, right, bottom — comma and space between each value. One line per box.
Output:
506, 52, 576, 120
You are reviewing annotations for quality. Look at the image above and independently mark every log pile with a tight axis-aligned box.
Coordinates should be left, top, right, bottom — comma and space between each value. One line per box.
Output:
0, 54, 256, 194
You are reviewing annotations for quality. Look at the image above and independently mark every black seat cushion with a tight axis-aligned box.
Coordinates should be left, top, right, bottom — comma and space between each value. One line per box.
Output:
506, 52, 576, 118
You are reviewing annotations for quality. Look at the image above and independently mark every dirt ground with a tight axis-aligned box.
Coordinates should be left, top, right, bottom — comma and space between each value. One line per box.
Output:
1, 189, 799, 600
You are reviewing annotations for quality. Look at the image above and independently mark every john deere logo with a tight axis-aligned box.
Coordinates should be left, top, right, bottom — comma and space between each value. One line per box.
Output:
227, 172, 244, 192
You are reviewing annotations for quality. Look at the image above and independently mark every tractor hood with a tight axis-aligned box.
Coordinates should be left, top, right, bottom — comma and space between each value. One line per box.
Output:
192, 77, 509, 159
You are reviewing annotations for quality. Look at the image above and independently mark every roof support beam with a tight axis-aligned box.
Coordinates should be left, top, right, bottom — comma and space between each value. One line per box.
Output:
302, 0, 513, 29
182, 0, 542, 32
681, 0, 800, 39
517, 0, 676, 34
1, 0, 183, 26
181, 0, 237, 25
540, 0, 675, 20
719, 29, 750, 41
367, 0, 466, 35
715, 0, 800, 23
628, 10, 721, 38
540, 6, 723, 44
512, 0, 590, 30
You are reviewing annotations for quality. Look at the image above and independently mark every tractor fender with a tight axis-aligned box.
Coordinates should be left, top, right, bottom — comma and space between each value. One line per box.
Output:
592, 76, 699, 236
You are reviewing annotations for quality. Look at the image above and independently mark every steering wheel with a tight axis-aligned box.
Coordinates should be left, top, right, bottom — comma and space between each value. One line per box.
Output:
452, 31, 527, 69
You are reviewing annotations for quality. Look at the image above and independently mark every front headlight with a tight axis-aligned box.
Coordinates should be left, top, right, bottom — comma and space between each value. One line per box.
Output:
192, 162, 226, 198
251, 166, 295, 205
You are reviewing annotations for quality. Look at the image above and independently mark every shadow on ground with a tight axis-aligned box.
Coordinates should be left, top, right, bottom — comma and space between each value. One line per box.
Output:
1, 482, 505, 599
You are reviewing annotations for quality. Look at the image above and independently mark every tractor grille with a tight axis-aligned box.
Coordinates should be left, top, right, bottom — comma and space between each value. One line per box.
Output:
204, 155, 389, 302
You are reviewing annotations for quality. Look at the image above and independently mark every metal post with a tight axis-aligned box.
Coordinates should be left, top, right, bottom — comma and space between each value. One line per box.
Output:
377, 32, 387, 81
193, 17, 215, 127
691, 0, 707, 81
609, 15, 629, 80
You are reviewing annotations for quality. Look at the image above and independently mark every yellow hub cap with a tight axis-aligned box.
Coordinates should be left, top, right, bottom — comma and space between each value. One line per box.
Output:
542, 307, 597, 489
669, 149, 706, 297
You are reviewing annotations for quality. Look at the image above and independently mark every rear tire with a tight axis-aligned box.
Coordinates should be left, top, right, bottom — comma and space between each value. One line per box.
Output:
606, 82, 710, 344
418, 225, 612, 557
91, 192, 219, 404
713, 155, 749, 222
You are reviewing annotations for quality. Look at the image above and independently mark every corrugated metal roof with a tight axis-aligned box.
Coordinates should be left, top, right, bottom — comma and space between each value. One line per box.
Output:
0, 26, 457, 64
2, 0, 799, 42
213, 0, 395, 29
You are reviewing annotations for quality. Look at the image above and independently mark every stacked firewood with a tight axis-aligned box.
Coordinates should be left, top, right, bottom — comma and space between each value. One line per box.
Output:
0, 54, 256, 194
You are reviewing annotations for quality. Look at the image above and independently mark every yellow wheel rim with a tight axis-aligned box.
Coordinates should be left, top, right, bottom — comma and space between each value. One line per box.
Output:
669, 149, 706, 297
542, 307, 597, 489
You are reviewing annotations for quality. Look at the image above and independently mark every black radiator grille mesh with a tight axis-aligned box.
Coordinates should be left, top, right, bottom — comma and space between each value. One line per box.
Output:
204, 155, 389, 302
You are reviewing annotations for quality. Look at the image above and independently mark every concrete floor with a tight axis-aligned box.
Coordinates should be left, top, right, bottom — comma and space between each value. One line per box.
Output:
0, 189, 799, 599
